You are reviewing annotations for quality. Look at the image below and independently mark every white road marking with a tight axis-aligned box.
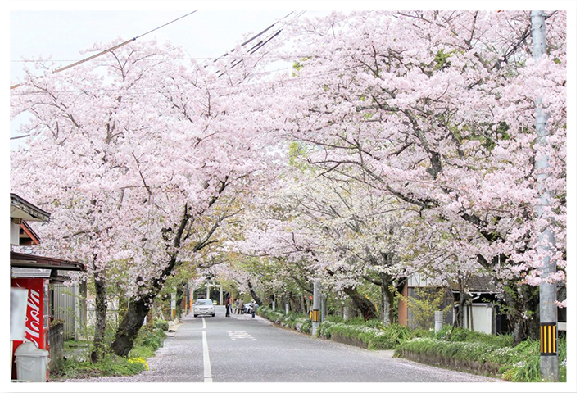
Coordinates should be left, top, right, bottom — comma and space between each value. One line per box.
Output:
202, 318, 206, 329
202, 330, 212, 382
228, 330, 256, 340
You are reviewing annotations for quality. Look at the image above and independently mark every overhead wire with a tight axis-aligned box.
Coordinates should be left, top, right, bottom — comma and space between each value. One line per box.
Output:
11, 10, 310, 141
10, 10, 198, 90
12, 10, 310, 97
214, 11, 305, 75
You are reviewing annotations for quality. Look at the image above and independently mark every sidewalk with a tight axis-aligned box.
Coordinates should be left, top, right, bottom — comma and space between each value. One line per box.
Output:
165, 318, 184, 337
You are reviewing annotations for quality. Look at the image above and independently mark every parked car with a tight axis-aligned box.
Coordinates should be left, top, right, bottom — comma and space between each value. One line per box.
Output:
194, 298, 216, 318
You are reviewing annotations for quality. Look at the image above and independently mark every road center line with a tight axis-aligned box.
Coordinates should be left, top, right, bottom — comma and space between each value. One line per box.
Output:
202, 330, 213, 383
202, 318, 206, 329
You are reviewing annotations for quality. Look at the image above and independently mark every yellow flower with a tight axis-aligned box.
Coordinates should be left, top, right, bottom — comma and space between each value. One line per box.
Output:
129, 357, 149, 371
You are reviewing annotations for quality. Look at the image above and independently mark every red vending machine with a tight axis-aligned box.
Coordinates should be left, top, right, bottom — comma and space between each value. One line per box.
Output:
11, 277, 50, 380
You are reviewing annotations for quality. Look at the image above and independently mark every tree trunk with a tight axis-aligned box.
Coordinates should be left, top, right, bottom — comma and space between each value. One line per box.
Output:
459, 291, 467, 328
513, 320, 523, 346
110, 296, 152, 357
90, 270, 107, 363
469, 299, 475, 331
343, 287, 378, 321
111, 255, 178, 356
288, 293, 298, 313
247, 280, 261, 304
380, 277, 395, 326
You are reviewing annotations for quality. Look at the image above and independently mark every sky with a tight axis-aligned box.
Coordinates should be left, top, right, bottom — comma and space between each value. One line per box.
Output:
9, 9, 307, 82
8, 6, 335, 149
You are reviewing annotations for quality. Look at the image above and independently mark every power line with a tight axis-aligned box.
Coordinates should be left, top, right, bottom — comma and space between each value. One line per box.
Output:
214, 11, 305, 76
134, 11, 197, 40
10, 11, 198, 90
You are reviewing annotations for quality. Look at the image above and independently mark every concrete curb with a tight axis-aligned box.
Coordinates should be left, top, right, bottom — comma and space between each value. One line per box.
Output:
165, 318, 184, 337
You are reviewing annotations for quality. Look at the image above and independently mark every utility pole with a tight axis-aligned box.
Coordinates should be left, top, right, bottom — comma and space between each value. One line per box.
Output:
531, 10, 559, 382
311, 280, 320, 336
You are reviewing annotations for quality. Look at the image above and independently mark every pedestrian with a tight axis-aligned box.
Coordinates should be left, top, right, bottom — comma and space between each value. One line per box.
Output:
250, 299, 258, 318
234, 299, 240, 314
225, 296, 231, 317
239, 299, 244, 314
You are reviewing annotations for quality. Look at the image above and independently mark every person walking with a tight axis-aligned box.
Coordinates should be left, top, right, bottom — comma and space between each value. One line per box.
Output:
234, 299, 240, 314
250, 299, 258, 318
225, 296, 231, 317
239, 299, 244, 314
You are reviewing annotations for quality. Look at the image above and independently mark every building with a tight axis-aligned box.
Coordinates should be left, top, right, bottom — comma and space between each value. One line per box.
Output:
398, 272, 507, 335
10, 193, 86, 380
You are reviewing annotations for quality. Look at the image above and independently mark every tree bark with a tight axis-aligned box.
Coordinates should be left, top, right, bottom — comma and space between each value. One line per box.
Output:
513, 320, 523, 346
454, 289, 467, 329
343, 286, 378, 321
247, 280, 261, 304
90, 267, 107, 363
380, 274, 395, 326
110, 296, 152, 357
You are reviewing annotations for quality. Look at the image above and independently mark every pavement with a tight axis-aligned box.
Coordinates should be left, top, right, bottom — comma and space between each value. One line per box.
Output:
61, 306, 502, 383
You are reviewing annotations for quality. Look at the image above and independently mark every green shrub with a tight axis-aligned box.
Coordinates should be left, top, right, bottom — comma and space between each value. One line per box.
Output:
56, 324, 166, 380
153, 319, 170, 332
436, 326, 513, 348
324, 315, 344, 323
299, 320, 312, 333
134, 327, 165, 351
57, 353, 146, 379
395, 332, 567, 382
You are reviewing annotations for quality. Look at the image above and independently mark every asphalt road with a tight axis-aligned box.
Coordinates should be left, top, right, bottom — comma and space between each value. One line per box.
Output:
64, 306, 504, 384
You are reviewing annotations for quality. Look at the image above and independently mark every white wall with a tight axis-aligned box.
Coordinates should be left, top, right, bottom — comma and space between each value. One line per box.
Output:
10, 220, 21, 245
457, 304, 494, 335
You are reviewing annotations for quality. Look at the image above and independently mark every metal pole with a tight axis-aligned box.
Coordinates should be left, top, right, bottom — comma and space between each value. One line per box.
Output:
312, 280, 320, 335
170, 292, 176, 319
531, 10, 559, 382
434, 311, 443, 333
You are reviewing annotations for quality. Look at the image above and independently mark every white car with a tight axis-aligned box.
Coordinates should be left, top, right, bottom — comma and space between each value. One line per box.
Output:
193, 299, 216, 317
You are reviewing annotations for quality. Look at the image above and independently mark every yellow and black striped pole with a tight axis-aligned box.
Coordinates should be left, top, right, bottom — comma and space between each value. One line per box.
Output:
540, 322, 557, 356
532, 9, 559, 381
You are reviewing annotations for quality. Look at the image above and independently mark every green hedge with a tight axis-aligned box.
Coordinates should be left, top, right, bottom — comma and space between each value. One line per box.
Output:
257, 306, 430, 349
318, 321, 430, 349
395, 328, 567, 382
256, 306, 312, 332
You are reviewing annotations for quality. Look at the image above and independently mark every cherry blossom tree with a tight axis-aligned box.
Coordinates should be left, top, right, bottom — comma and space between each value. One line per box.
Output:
215, 10, 565, 337
226, 153, 418, 321
11, 10, 567, 350
257, 10, 566, 339
11, 37, 281, 356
